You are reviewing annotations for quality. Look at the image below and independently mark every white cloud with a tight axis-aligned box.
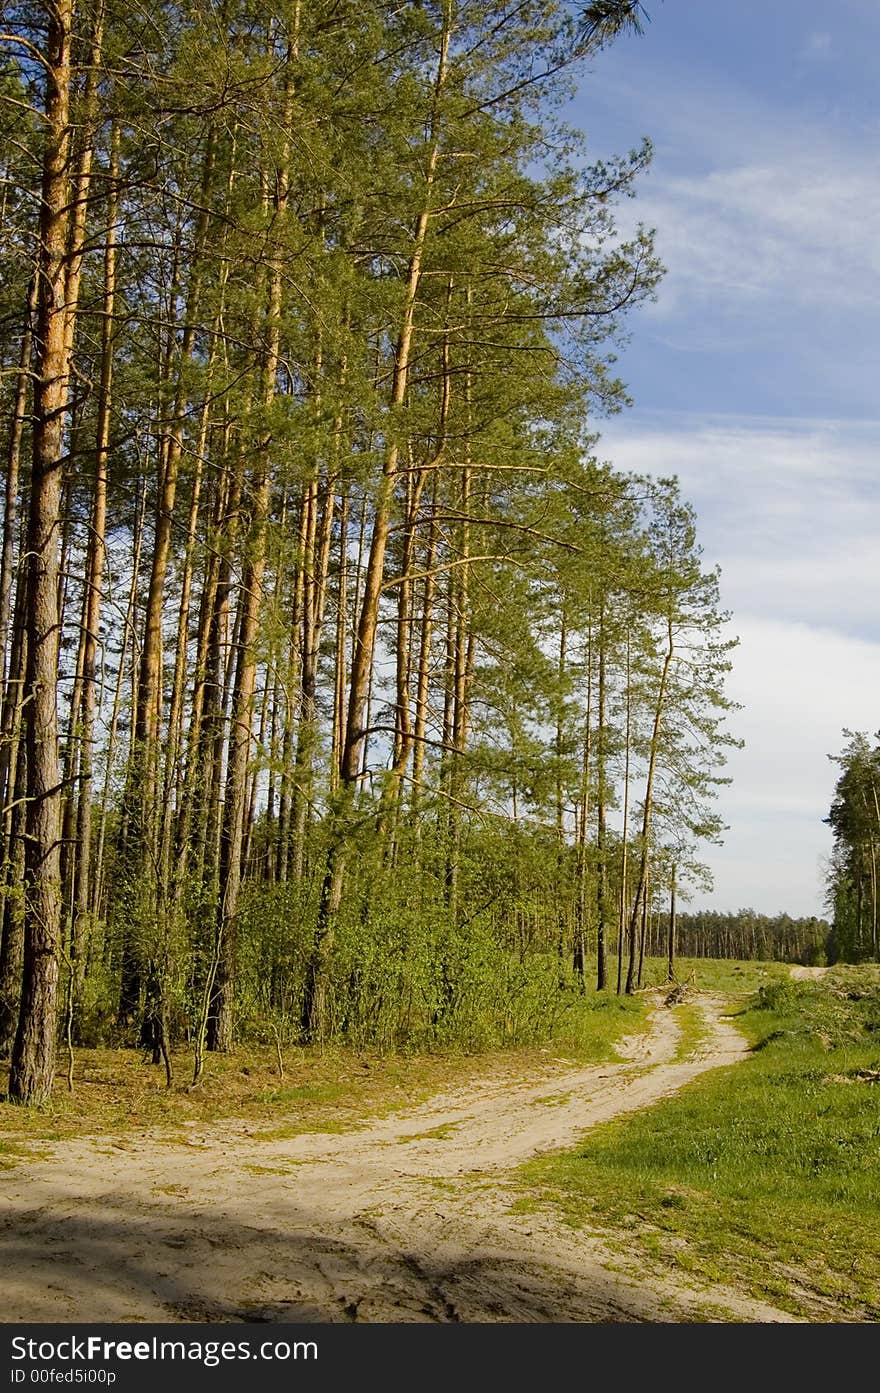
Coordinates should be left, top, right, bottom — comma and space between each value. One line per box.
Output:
687, 616, 880, 917
631, 157, 880, 315
574, 29, 880, 919
601, 415, 880, 640
597, 412, 880, 917
801, 30, 832, 57
589, 49, 880, 322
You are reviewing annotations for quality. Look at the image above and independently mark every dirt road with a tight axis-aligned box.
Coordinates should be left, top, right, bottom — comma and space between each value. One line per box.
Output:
0, 994, 796, 1323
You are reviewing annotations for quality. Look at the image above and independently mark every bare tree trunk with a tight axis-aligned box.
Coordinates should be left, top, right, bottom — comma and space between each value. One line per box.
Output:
595, 600, 608, 991
173, 453, 238, 898
127, 132, 217, 855
330, 487, 349, 796
91, 479, 146, 923
67, 123, 119, 966
0, 276, 37, 691
0, 543, 28, 1056
0, 729, 27, 1058
667, 862, 677, 981
626, 618, 674, 995
410, 473, 439, 814
291, 468, 334, 880
637, 861, 649, 987
9, 0, 75, 1103
204, 41, 296, 1058
555, 608, 567, 960
617, 629, 631, 994
573, 613, 592, 984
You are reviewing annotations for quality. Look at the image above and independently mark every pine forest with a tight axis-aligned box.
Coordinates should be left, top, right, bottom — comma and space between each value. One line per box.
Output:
0, 0, 750, 1103
1, 0, 878, 1335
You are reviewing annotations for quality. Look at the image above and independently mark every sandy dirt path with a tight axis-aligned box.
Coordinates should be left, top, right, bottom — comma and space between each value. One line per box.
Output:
0, 993, 796, 1324
789, 965, 830, 981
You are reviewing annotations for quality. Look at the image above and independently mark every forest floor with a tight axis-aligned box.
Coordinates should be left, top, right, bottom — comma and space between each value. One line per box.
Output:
0, 990, 800, 1323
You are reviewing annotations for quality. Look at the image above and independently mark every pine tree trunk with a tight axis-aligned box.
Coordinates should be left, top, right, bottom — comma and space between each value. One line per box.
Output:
67, 122, 118, 964
595, 601, 608, 991
0, 276, 37, 691
330, 487, 349, 796
91, 480, 145, 924
667, 862, 677, 981
9, 0, 75, 1103
573, 613, 592, 983
626, 618, 674, 995
204, 47, 295, 1057
126, 132, 217, 860
410, 474, 439, 814
0, 731, 26, 1059
617, 629, 631, 994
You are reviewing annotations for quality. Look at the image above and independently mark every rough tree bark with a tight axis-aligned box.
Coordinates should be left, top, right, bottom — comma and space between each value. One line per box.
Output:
9, 0, 75, 1103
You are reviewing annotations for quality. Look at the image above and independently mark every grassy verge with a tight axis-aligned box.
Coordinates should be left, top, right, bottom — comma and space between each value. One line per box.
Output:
641, 955, 788, 996
518, 965, 880, 1321
0, 987, 649, 1145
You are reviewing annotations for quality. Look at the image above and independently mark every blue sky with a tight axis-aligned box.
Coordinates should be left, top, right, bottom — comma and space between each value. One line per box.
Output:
567, 1, 880, 917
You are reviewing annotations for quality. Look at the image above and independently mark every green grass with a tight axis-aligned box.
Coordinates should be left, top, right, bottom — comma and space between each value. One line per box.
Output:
0, 1137, 39, 1169
641, 955, 788, 996
519, 964, 880, 1320
397, 1122, 460, 1142
670, 999, 709, 1060
556, 990, 650, 1060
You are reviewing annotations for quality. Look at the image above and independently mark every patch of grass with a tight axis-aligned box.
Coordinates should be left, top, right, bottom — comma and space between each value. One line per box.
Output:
670, 1000, 709, 1061
415, 1176, 460, 1195
641, 956, 788, 996
520, 964, 880, 1320
0, 1138, 34, 1156
0, 1137, 37, 1169
397, 1122, 460, 1142
532, 1091, 573, 1107
256, 1081, 350, 1107
556, 991, 650, 1061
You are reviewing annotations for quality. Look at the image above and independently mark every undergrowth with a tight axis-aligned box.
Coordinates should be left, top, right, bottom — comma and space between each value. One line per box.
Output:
0, 981, 648, 1142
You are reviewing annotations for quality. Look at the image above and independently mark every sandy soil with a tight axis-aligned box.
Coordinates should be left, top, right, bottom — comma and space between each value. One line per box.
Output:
0, 993, 798, 1324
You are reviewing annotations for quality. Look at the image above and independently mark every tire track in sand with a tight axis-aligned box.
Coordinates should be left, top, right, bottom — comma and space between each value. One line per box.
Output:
0, 993, 795, 1323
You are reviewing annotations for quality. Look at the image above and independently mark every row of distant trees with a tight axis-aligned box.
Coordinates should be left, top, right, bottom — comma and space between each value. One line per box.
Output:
666, 910, 830, 967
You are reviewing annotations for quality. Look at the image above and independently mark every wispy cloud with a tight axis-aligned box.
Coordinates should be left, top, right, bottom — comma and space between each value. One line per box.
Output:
590, 46, 880, 321
632, 157, 880, 314
801, 30, 832, 58
573, 7, 880, 917
602, 415, 880, 641
692, 615, 880, 916
598, 411, 880, 915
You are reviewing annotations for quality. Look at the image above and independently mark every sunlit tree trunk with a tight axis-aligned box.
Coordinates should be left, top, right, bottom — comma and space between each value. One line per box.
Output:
626, 617, 674, 995
9, 0, 75, 1103
204, 41, 296, 1059
595, 600, 608, 990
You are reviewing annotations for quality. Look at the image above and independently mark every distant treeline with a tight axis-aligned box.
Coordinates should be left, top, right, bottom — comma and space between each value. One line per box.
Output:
664, 911, 830, 966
